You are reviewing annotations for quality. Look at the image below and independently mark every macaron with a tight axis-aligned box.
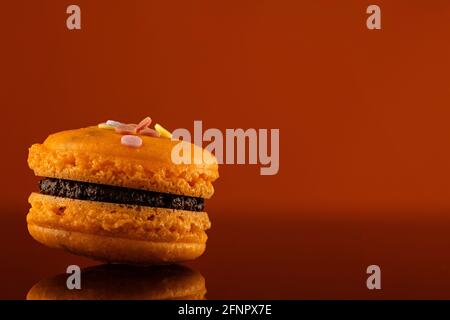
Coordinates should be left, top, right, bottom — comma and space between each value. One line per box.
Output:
27, 264, 206, 300
27, 118, 219, 265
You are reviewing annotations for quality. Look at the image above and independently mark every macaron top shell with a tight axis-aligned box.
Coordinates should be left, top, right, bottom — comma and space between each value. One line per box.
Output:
28, 126, 218, 198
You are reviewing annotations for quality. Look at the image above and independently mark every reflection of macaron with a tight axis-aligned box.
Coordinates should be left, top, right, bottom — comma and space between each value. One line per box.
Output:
27, 119, 219, 264
27, 264, 206, 300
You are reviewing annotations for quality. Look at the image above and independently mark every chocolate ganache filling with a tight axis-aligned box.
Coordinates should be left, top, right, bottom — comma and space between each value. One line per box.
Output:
39, 178, 204, 212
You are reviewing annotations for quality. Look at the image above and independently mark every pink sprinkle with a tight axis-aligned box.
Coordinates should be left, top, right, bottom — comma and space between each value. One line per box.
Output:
121, 135, 143, 148
139, 127, 160, 137
136, 116, 152, 132
116, 124, 137, 135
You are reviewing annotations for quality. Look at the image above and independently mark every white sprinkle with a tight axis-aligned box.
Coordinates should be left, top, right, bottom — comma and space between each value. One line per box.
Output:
121, 135, 143, 148
106, 120, 123, 127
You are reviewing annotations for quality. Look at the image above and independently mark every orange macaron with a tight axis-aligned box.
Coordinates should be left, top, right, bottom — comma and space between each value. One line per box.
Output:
27, 117, 219, 265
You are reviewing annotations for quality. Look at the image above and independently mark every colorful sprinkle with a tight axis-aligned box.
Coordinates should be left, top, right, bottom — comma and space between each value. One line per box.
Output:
139, 127, 160, 137
136, 116, 152, 132
105, 120, 123, 127
121, 135, 142, 148
154, 123, 172, 139
98, 123, 115, 130
115, 124, 137, 135
98, 116, 173, 148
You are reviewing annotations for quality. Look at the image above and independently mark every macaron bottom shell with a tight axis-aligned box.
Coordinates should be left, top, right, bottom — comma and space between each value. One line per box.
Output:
27, 193, 210, 265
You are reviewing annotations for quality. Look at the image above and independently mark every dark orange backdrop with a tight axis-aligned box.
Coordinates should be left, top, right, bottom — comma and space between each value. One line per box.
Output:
3, 0, 450, 214
2, 0, 450, 299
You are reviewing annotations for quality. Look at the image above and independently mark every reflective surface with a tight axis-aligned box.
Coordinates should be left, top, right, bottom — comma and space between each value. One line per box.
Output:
27, 264, 206, 300
2, 210, 450, 299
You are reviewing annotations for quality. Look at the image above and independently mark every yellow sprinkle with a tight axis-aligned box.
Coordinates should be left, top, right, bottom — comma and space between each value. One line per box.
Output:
98, 123, 115, 130
154, 123, 172, 139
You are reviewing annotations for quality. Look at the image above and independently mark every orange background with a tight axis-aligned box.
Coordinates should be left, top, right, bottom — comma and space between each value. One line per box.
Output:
2, 0, 450, 299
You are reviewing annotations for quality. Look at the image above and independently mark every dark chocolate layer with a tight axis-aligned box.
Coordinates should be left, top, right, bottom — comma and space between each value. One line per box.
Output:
39, 178, 204, 212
